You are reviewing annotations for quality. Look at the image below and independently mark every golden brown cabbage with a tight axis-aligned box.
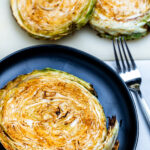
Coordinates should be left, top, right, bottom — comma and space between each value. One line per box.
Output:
0, 68, 119, 150
90, 0, 150, 40
11, 0, 96, 40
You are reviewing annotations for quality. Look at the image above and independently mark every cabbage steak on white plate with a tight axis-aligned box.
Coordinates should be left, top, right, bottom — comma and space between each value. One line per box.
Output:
90, 0, 150, 40
10, 0, 96, 40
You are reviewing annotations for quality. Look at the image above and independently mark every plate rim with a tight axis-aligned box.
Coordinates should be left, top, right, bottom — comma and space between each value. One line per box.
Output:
0, 44, 139, 150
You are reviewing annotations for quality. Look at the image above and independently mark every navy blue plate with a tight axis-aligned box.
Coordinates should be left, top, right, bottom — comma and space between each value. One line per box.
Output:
0, 45, 138, 150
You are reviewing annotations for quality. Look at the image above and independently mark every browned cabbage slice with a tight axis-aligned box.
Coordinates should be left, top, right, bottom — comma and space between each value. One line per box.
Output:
90, 0, 150, 40
0, 68, 119, 150
10, 0, 96, 40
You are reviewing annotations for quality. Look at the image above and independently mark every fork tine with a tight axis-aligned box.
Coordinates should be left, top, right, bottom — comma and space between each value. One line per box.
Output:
113, 39, 121, 72
120, 37, 131, 71
123, 37, 136, 70
116, 38, 126, 73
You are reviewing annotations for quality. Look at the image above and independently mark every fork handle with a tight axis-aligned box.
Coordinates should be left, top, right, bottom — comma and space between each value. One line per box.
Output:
131, 89, 150, 127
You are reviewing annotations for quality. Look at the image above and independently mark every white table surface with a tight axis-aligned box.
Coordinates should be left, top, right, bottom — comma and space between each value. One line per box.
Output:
0, 0, 150, 149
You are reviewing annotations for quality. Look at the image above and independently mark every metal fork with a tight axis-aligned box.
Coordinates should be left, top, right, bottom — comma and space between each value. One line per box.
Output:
113, 37, 150, 127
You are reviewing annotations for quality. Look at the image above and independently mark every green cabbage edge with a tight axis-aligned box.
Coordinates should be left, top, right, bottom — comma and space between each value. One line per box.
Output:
98, 31, 148, 40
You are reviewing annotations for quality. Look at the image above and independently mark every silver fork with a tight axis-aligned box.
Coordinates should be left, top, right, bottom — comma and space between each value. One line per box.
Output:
113, 37, 150, 127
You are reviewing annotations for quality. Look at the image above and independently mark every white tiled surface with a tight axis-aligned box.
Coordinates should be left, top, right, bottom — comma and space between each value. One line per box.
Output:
106, 61, 150, 150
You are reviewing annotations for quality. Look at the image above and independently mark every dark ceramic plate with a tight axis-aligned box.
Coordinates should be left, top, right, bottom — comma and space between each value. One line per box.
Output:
0, 45, 138, 150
